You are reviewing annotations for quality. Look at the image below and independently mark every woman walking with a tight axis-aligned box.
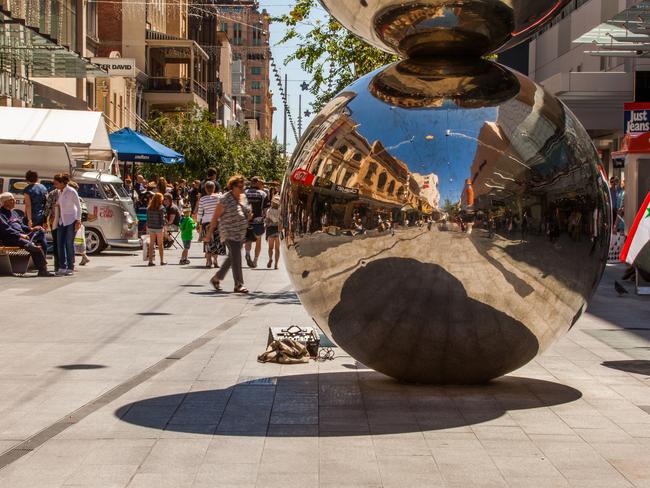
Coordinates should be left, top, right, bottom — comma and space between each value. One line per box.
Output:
196, 181, 221, 268
53, 173, 81, 276
146, 192, 167, 266
205, 175, 251, 293
265, 195, 281, 269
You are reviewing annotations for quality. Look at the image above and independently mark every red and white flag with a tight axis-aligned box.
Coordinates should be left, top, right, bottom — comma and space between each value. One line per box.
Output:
620, 191, 650, 269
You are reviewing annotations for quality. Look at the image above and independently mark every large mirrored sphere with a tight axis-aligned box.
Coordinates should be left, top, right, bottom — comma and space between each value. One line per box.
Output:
280, 59, 611, 384
319, 0, 570, 57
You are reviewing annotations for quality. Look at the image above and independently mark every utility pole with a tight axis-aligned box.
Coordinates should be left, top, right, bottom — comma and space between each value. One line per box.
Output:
283, 73, 288, 157
298, 94, 302, 139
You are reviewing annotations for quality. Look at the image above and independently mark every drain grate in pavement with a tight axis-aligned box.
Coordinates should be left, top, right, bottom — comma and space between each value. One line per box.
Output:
238, 376, 278, 386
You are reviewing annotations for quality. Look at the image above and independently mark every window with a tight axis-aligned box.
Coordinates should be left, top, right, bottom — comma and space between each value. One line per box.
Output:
8, 179, 28, 194
78, 184, 103, 200
251, 66, 261, 75
253, 95, 262, 104
352, 152, 362, 162
252, 26, 262, 46
338, 145, 348, 155
251, 81, 261, 90
365, 162, 377, 182
377, 172, 387, 190
86, 0, 98, 40
232, 23, 242, 45
387, 180, 395, 195
219, 22, 228, 32
342, 171, 353, 186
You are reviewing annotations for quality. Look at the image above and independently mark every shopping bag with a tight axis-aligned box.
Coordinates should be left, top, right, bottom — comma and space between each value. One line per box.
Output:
74, 226, 86, 255
608, 232, 626, 263
142, 235, 150, 261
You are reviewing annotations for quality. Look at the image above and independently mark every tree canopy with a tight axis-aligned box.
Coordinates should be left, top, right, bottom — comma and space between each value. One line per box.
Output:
274, 0, 397, 112
143, 110, 287, 185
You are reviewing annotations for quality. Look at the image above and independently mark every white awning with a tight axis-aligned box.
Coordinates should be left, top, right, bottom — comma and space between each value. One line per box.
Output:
0, 107, 113, 175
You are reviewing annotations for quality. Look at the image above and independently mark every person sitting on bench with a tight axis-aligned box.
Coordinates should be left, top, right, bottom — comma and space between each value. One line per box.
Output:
0, 192, 53, 277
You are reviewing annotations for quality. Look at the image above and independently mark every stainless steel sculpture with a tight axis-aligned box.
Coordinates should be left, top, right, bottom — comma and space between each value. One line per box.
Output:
280, 0, 610, 383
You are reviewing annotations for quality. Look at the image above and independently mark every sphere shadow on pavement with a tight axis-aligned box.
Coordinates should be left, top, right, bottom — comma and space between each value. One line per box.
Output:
114, 372, 581, 437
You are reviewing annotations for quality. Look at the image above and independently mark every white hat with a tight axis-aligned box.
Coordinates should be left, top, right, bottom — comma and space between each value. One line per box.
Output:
0, 192, 14, 204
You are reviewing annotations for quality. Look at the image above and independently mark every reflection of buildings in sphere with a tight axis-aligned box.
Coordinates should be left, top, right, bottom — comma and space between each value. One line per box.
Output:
280, 59, 609, 383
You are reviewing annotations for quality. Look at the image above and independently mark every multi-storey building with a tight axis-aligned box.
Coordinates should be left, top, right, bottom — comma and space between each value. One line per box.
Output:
527, 0, 650, 173
0, 0, 105, 109
216, 0, 273, 139
96, 0, 209, 127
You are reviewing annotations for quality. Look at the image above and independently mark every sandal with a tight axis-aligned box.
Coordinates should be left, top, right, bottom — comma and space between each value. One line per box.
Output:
210, 276, 222, 291
267, 259, 272, 268
148, 261, 155, 266
234, 286, 249, 294
160, 262, 167, 266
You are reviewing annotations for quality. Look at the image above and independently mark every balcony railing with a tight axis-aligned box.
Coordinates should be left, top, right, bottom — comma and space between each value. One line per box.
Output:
146, 76, 207, 101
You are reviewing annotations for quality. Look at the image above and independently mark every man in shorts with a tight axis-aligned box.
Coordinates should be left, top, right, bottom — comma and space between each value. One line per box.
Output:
244, 176, 268, 268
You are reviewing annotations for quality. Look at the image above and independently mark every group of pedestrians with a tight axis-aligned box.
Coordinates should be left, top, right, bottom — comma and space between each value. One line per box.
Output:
136, 168, 281, 294
0, 171, 85, 277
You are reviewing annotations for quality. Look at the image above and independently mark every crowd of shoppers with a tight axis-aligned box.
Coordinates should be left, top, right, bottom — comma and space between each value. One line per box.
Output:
1, 168, 281, 290
124, 168, 281, 293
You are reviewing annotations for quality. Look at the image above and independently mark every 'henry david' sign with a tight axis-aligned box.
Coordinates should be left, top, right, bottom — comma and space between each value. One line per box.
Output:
91, 58, 136, 77
624, 102, 650, 134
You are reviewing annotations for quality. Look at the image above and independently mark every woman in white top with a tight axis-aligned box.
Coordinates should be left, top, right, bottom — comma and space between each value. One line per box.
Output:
196, 180, 222, 268
53, 173, 81, 275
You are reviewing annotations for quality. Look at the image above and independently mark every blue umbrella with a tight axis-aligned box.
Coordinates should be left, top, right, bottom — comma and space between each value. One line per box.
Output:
109, 128, 185, 164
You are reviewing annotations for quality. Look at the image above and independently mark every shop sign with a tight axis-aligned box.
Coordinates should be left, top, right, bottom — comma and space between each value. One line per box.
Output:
290, 168, 315, 186
90, 58, 136, 77
624, 102, 650, 134
334, 184, 359, 196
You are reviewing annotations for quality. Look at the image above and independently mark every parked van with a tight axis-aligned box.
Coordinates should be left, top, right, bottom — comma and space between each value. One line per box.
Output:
1, 170, 139, 254
0, 106, 140, 254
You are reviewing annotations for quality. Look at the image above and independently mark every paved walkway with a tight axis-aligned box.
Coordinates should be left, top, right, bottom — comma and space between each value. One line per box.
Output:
0, 243, 649, 487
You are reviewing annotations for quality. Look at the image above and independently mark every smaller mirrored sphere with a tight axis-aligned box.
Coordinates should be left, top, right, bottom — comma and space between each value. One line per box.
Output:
280, 59, 610, 384
319, 0, 570, 57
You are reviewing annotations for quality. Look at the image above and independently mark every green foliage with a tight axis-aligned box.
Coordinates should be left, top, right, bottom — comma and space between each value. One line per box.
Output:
144, 109, 287, 185
274, 0, 397, 111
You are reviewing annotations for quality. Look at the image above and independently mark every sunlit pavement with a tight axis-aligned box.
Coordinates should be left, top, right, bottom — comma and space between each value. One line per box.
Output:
0, 242, 649, 487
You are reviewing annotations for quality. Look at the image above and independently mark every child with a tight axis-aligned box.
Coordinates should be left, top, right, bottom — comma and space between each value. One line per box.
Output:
179, 207, 197, 265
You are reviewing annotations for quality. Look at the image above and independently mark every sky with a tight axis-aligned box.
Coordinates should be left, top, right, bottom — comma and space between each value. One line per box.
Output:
261, 0, 328, 152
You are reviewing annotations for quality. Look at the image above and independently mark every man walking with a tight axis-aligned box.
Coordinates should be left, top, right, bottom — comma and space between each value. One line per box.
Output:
244, 176, 268, 268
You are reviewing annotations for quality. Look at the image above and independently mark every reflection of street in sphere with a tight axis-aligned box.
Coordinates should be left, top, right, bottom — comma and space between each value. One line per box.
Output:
278, 1, 609, 383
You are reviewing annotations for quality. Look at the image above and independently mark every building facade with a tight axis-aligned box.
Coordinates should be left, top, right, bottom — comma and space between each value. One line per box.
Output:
528, 0, 650, 174
217, 0, 273, 138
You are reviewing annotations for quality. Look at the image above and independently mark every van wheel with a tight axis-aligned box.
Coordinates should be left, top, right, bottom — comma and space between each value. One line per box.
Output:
85, 228, 106, 255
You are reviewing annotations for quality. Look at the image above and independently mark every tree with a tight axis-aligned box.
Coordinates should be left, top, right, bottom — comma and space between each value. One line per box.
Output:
274, 0, 397, 112
145, 109, 287, 184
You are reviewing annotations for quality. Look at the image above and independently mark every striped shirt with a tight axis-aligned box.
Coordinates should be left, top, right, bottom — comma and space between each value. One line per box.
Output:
218, 191, 250, 243
197, 193, 221, 224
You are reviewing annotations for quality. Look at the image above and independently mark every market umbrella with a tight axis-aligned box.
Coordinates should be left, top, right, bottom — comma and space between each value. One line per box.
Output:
109, 128, 185, 164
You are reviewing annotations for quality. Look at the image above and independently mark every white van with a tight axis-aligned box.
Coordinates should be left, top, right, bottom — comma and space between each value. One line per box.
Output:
0, 107, 140, 254
1, 170, 139, 254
